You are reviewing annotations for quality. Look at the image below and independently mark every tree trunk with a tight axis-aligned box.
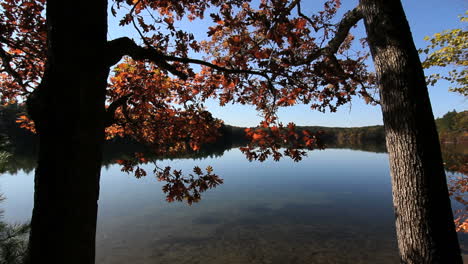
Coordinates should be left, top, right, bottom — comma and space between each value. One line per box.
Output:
26, 1, 108, 263
360, 0, 462, 263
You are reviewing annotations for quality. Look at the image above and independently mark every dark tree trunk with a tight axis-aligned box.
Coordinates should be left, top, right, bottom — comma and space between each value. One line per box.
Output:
26, 1, 108, 263
360, 0, 462, 263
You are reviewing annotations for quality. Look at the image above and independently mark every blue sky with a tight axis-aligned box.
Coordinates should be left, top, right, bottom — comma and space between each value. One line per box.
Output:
108, 0, 467, 128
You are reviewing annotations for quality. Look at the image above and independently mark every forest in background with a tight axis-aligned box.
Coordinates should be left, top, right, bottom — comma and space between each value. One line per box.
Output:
436, 110, 468, 144
0, 103, 466, 173
1, 103, 466, 154
0, 104, 466, 263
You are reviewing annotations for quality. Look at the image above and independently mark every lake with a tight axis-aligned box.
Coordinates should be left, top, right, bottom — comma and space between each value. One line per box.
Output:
1, 147, 466, 263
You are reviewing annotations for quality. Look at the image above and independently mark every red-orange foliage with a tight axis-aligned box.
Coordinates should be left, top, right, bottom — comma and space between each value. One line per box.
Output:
448, 173, 468, 233
107, 59, 222, 155
2, 0, 342, 204
0, 0, 45, 104
3, 1, 462, 227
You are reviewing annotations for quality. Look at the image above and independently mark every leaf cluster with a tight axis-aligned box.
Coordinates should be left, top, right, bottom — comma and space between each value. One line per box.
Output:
419, 11, 468, 96
0, 0, 46, 103
1, 0, 378, 204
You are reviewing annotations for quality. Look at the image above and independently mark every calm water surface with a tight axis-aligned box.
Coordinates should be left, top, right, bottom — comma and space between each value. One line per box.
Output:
1, 148, 465, 263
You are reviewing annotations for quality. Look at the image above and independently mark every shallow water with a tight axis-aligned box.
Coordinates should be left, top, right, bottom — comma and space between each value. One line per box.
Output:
1, 148, 466, 263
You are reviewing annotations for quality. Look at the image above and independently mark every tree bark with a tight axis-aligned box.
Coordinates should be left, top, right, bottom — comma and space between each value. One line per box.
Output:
360, 0, 462, 263
26, 1, 108, 263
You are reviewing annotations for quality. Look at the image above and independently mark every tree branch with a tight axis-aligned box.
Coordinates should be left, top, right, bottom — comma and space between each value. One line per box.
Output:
0, 44, 27, 92
296, 1, 316, 31
161, 54, 271, 80
0, 36, 38, 61
286, 0, 301, 15
106, 37, 188, 79
293, 5, 363, 65
104, 93, 133, 127
106, 37, 272, 82
324, 6, 363, 55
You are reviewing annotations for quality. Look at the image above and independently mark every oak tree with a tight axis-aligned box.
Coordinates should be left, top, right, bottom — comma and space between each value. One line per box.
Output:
0, 0, 463, 264
1, 0, 321, 263
196, 0, 463, 263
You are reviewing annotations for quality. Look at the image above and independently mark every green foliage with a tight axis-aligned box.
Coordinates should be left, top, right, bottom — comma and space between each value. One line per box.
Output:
419, 11, 468, 96
299, 125, 385, 145
0, 135, 11, 174
0, 194, 29, 264
0, 152, 11, 175
435, 110, 468, 143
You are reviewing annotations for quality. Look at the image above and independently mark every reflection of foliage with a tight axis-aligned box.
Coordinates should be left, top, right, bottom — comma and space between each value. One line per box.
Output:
448, 174, 468, 233
0, 152, 9, 174
117, 153, 223, 205
437, 111, 468, 233
0, 135, 11, 174
0, 194, 29, 264
302, 125, 386, 145
442, 143, 468, 233
2, 104, 466, 212
240, 123, 324, 162
437, 109, 468, 233
442, 145, 468, 175
0, 104, 37, 174
237, 124, 384, 162
419, 12, 467, 96
156, 165, 223, 205
327, 141, 386, 153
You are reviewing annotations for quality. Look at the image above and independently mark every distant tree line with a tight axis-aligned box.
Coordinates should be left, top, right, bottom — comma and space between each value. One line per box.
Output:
1, 104, 466, 157
221, 111, 468, 146
435, 110, 468, 144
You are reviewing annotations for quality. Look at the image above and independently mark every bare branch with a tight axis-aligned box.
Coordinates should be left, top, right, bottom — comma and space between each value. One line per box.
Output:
161, 54, 271, 80
129, 0, 142, 16
293, 6, 363, 65
296, 1, 316, 31
286, 0, 301, 15
324, 6, 363, 55
106, 37, 272, 82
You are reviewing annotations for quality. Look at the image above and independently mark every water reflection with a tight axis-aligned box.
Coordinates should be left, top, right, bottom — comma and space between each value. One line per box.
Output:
94, 148, 398, 264
1, 142, 467, 263
442, 144, 468, 175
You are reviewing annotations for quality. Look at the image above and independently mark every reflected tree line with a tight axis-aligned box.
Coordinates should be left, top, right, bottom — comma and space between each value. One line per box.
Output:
0, 135, 29, 264
0, 101, 463, 174
0, 104, 466, 261
0, 102, 465, 176
0, 124, 465, 176
436, 110, 468, 144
